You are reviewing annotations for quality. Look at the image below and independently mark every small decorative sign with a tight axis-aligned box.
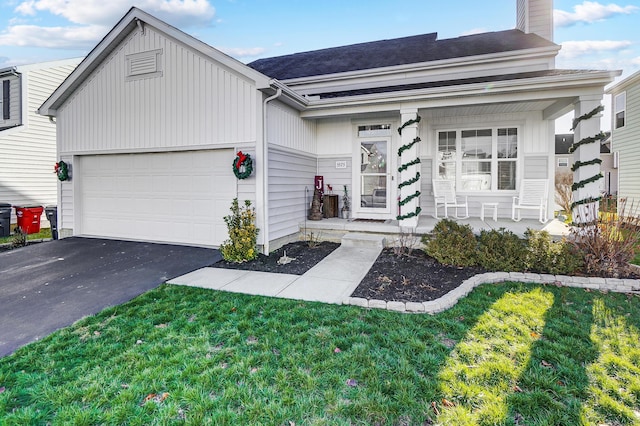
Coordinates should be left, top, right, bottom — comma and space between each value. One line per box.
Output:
335, 160, 347, 169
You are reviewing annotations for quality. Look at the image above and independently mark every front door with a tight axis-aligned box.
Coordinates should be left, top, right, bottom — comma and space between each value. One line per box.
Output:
359, 139, 391, 217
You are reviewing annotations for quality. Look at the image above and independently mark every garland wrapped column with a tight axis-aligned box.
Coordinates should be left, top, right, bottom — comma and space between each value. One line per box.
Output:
570, 100, 605, 224
397, 111, 422, 226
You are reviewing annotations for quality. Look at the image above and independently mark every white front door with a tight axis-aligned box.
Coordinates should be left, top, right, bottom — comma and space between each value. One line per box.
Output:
357, 139, 393, 218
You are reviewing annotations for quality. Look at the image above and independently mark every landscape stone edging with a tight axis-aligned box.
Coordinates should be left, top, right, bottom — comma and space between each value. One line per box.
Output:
344, 272, 640, 314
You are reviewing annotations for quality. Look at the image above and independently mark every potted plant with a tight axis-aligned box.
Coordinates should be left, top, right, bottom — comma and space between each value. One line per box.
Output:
341, 185, 351, 219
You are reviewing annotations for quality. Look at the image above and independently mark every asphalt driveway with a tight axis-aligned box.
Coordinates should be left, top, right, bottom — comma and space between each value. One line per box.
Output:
0, 237, 220, 357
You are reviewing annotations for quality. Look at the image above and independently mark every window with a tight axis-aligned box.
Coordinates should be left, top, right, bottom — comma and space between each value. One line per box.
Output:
2, 80, 9, 121
557, 158, 569, 167
614, 92, 626, 129
437, 127, 518, 191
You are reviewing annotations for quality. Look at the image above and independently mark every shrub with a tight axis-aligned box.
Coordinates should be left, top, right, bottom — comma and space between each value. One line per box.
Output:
569, 199, 640, 277
220, 198, 259, 263
476, 228, 527, 271
422, 219, 477, 267
524, 230, 583, 275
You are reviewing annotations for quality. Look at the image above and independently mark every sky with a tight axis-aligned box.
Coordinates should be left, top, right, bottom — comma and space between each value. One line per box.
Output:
0, 0, 638, 131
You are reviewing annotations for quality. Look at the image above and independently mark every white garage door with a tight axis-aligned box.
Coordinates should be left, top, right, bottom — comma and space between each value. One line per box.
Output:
79, 150, 236, 246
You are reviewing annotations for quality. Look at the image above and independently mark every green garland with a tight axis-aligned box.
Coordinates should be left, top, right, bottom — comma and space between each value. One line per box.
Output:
397, 207, 422, 221
571, 158, 601, 172
397, 136, 421, 156
398, 158, 421, 172
569, 105, 605, 215
397, 116, 421, 135
568, 132, 606, 154
571, 105, 604, 131
396, 115, 422, 221
571, 196, 602, 211
398, 172, 420, 189
571, 173, 603, 191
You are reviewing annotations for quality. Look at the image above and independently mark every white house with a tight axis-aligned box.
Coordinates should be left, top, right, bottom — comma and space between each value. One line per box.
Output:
1, 58, 81, 224
38, 1, 619, 252
606, 70, 640, 206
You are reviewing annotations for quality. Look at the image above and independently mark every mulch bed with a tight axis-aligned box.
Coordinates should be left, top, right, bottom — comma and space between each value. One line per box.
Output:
214, 241, 483, 303
213, 241, 340, 276
351, 248, 485, 303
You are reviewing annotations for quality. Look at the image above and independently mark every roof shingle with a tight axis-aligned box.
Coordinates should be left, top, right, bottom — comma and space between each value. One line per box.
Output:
248, 29, 556, 80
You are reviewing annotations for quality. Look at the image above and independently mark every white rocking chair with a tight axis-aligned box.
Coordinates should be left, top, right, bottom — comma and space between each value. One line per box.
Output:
432, 179, 469, 219
512, 179, 549, 223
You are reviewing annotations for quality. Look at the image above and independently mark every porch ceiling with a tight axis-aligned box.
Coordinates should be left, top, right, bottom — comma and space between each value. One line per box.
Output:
419, 100, 555, 118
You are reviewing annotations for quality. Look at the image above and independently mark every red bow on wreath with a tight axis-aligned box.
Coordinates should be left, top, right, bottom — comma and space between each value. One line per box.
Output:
235, 151, 248, 170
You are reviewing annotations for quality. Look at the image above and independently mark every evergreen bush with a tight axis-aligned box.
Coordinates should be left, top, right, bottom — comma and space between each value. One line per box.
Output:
220, 198, 259, 263
525, 230, 583, 275
422, 219, 477, 267
476, 228, 527, 271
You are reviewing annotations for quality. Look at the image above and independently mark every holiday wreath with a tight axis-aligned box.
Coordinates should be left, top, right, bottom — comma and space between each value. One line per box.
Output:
233, 151, 253, 179
54, 160, 70, 181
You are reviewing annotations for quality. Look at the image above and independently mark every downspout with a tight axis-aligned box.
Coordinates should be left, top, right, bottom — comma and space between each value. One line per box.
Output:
261, 84, 282, 254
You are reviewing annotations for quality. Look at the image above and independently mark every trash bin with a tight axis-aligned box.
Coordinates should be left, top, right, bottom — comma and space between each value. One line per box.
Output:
14, 205, 44, 235
45, 205, 58, 240
0, 203, 11, 238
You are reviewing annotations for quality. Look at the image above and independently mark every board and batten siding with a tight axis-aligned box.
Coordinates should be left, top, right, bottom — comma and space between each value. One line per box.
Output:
267, 100, 316, 154
268, 147, 316, 243
0, 59, 80, 223
317, 157, 352, 211
610, 73, 640, 205
57, 25, 259, 155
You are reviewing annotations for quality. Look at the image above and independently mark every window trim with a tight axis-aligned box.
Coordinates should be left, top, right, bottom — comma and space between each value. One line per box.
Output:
435, 125, 520, 192
614, 91, 626, 129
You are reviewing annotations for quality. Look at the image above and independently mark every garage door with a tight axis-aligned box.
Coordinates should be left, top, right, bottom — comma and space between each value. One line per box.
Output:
79, 150, 236, 246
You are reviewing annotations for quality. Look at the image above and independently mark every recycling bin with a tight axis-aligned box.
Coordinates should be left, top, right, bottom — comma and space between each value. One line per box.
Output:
45, 205, 58, 240
0, 203, 11, 238
14, 205, 44, 234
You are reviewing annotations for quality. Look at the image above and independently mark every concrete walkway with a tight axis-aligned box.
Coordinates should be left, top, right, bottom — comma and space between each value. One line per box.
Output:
169, 233, 383, 304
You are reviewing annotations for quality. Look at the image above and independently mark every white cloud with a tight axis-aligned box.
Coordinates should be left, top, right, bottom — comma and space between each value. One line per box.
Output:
0, 24, 105, 49
559, 40, 632, 58
219, 47, 266, 59
1, 0, 216, 50
460, 28, 488, 37
554, 1, 638, 27
13, 0, 216, 27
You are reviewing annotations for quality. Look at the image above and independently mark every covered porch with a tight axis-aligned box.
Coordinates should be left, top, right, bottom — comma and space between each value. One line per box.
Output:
299, 215, 571, 246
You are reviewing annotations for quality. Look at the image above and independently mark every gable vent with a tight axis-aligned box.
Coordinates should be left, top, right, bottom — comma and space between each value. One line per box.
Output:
126, 49, 163, 81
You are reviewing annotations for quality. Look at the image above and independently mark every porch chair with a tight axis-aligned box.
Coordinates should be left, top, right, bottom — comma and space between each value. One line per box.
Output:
432, 179, 469, 219
511, 179, 549, 223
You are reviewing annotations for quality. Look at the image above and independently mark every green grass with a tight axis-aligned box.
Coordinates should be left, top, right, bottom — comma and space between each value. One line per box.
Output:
1, 283, 640, 425
0, 226, 52, 245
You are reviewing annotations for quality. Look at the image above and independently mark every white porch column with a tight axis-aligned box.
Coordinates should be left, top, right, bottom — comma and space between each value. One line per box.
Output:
572, 95, 603, 223
398, 108, 421, 228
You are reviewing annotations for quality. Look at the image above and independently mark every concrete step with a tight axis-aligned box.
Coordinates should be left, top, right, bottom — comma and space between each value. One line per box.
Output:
341, 232, 386, 248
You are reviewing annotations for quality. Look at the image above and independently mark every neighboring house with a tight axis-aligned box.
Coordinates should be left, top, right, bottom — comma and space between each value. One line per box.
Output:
0, 58, 82, 223
38, 1, 619, 252
606, 70, 640, 206
555, 133, 617, 196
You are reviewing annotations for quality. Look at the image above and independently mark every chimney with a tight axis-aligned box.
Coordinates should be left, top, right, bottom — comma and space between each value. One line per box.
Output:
516, 0, 554, 41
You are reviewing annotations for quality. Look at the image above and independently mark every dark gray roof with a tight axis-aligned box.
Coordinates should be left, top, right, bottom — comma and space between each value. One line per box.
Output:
313, 69, 595, 99
248, 29, 555, 80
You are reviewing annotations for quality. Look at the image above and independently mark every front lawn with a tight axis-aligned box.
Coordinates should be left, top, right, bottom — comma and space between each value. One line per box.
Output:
0, 227, 52, 245
1, 284, 639, 425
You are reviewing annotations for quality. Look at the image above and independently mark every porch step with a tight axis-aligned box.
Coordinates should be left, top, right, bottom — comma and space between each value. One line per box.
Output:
341, 232, 386, 248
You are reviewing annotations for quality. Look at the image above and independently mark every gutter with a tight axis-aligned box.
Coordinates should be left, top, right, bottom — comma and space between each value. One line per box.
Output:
260, 82, 282, 254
